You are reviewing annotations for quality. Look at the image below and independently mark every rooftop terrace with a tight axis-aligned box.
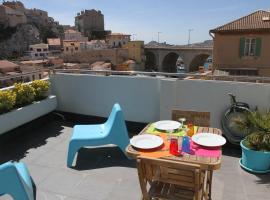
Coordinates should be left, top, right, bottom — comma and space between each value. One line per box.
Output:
0, 114, 269, 200
1, 72, 270, 200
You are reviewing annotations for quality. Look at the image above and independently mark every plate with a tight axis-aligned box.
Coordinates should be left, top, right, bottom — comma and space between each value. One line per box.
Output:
191, 133, 226, 147
154, 120, 181, 131
130, 134, 164, 149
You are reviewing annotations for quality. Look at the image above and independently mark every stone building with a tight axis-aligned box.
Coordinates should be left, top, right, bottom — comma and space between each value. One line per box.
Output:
62, 48, 128, 65
64, 29, 88, 42
80, 40, 108, 50
0, 60, 44, 88
123, 40, 145, 69
210, 10, 270, 76
106, 33, 131, 48
47, 38, 62, 55
27, 43, 49, 60
75, 9, 110, 39
63, 41, 82, 54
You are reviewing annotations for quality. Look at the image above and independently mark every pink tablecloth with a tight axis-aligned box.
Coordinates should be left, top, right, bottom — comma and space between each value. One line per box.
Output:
189, 140, 221, 158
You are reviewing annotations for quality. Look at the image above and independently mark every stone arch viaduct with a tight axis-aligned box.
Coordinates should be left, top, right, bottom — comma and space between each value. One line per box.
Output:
144, 46, 213, 72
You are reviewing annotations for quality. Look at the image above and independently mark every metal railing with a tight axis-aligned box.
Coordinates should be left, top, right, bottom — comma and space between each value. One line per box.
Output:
52, 69, 270, 83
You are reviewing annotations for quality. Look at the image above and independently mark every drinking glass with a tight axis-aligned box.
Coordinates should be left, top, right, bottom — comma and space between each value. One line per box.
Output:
170, 138, 180, 156
187, 123, 194, 137
182, 136, 190, 154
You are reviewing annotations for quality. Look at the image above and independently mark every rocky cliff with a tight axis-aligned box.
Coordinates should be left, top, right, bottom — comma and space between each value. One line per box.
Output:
0, 24, 40, 58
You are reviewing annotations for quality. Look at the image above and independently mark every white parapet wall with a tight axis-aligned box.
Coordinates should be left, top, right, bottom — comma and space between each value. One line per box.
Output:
160, 79, 270, 128
50, 73, 161, 123
51, 73, 270, 128
0, 95, 57, 135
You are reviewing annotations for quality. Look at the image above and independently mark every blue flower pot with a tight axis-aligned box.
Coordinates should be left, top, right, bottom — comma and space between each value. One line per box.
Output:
240, 140, 270, 173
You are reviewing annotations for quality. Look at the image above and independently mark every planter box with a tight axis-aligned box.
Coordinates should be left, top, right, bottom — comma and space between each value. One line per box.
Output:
240, 140, 270, 173
0, 95, 57, 135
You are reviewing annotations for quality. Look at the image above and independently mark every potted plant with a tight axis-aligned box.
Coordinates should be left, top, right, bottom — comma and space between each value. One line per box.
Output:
13, 83, 35, 107
0, 80, 57, 135
0, 90, 16, 114
235, 110, 270, 173
31, 80, 50, 101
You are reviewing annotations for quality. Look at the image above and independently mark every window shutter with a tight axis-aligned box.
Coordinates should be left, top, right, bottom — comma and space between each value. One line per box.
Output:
239, 37, 245, 58
255, 38, 262, 57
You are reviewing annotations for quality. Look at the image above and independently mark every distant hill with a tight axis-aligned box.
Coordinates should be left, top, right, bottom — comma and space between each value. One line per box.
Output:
189, 40, 213, 47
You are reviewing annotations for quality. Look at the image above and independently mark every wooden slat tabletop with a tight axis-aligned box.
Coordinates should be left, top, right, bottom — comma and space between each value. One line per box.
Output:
126, 124, 222, 170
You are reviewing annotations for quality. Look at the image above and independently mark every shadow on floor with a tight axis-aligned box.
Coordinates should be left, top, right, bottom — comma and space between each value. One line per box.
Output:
0, 115, 66, 164
222, 142, 242, 158
255, 174, 270, 186
72, 146, 136, 171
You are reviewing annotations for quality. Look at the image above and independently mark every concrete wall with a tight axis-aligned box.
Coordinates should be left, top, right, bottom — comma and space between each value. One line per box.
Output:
160, 79, 270, 128
50, 74, 270, 128
50, 73, 161, 123
61, 48, 128, 65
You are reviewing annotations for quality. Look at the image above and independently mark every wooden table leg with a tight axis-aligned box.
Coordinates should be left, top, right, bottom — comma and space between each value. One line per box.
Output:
205, 170, 213, 200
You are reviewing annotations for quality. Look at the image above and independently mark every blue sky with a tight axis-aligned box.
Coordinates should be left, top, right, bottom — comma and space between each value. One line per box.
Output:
19, 0, 270, 44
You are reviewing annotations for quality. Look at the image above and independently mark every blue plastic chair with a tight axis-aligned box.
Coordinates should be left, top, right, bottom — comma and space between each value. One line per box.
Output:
0, 161, 35, 200
67, 103, 130, 167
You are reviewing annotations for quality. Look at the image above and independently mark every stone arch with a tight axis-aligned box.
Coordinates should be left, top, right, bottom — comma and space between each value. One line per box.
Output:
189, 54, 211, 72
145, 51, 157, 71
162, 52, 180, 72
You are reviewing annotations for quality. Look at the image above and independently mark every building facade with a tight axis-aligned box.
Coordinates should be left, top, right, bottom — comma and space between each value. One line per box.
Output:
210, 10, 270, 76
75, 9, 106, 39
28, 43, 49, 60
123, 41, 145, 68
62, 48, 128, 65
0, 60, 44, 88
63, 41, 82, 54
64, 29, 88, 42
47, 38, 62, 55
80, 40, 108, 50
106, 33, 131, 48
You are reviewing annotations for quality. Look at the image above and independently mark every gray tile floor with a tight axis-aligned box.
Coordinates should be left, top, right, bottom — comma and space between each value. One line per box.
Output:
0, 120, 269, 200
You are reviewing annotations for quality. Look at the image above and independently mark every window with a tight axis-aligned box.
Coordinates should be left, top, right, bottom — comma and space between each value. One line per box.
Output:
75, 47, 78, 51
244, 38, 256, 56
66, 47, 69, 51
240, 37, 261, 57
37, 49, 41, 52
35, 53, 38, 57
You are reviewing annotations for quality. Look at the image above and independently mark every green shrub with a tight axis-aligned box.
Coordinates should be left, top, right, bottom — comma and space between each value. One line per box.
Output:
0, 90, 16, 114
31, 80, 50, 101
14, 83, 35, 107
235, 110, 270, 151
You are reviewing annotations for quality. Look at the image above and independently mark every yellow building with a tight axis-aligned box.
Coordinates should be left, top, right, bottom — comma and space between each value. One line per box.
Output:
210, 10, 270, 76
123, 41, 145, 67
63, 40, 82, 54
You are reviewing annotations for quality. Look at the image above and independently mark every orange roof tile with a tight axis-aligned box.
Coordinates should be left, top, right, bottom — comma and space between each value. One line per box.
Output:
210, 10, 270, 33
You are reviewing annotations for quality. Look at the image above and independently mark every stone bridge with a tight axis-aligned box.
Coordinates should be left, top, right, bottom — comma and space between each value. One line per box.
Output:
144, 46, 213, 72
